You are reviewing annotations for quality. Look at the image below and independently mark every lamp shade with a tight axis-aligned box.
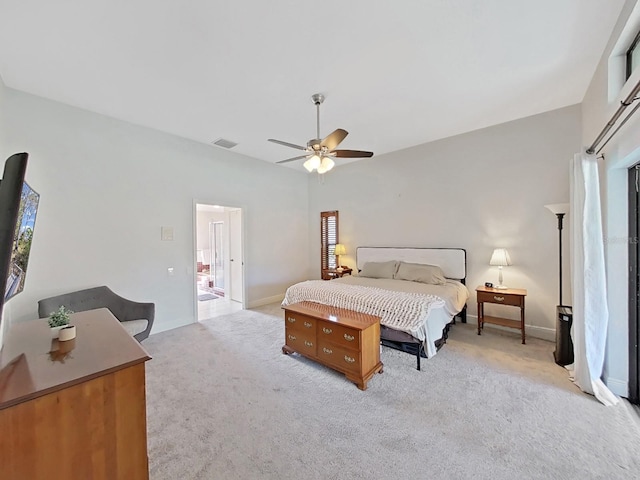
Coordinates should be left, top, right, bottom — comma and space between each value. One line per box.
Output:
316, 156, 335, 174
544, 203, 570, 215
334, 244, 346, 256
489, 248, 512, 266
303, 155, 321, 172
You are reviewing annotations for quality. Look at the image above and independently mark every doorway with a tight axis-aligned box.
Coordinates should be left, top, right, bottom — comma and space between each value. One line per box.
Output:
195, 203, 244, 321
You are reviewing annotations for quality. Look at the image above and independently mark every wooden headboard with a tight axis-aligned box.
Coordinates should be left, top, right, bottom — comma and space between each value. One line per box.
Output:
356, 247, 467, 282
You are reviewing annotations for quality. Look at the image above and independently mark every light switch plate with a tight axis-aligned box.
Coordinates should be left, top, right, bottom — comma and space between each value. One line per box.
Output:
161, 226, 174, 241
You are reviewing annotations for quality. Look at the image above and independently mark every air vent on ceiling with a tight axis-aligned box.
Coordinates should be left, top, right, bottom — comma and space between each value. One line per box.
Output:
212, 138, 238, 149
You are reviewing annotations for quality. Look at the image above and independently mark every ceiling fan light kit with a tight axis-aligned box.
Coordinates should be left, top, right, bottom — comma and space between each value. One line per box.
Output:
303, 154, 321, 172
316, 157, 335, 174
269, 94, 374, 174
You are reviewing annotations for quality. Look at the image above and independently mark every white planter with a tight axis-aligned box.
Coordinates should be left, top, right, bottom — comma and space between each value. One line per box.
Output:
50, 325, 66, 338
58, 325, 76, 341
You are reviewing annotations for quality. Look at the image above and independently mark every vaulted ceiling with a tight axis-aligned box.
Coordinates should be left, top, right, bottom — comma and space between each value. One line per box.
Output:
0, 1, 626, 169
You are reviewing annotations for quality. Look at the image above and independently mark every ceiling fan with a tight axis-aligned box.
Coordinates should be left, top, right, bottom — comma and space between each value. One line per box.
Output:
268, 93, 374, 173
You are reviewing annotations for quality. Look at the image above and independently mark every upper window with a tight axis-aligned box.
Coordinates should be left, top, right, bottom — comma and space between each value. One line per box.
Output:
320, 210, 338, 279
626, 29, 640, 80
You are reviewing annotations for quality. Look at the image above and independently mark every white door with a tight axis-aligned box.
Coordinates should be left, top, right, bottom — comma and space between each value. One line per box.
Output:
229, 209, 244, 303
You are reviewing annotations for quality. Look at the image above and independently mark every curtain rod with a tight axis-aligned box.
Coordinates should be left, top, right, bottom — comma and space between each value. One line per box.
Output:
586, 77, 640, 154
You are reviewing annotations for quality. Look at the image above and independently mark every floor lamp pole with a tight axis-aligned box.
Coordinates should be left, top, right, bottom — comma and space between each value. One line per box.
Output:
557, 213, 565, 306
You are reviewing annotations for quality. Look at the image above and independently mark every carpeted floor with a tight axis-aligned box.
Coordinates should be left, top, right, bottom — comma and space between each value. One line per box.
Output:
144, 303, 640, 480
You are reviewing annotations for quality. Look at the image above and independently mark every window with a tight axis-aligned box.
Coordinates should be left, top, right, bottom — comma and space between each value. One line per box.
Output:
626, 29, 640, 80
320, 210, 338, 279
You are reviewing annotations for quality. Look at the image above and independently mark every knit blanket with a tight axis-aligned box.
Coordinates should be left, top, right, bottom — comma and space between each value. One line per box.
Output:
281, 280, 445, 341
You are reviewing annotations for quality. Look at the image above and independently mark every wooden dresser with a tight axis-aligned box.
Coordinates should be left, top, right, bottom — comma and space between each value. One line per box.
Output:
0, 308, 151, 480
282, 302, 383, 390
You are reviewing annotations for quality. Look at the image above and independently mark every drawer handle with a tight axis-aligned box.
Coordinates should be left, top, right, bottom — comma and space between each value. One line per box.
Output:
287, 317, 296, 323
493, 296, 504, 302
304, 340, 313, 347
344, 333, 355, 341
344, 355, 356, 363
288, 334, 296, 341
304, 321, 313, 328
322, 347, 333, 354
322, 327, 333, 334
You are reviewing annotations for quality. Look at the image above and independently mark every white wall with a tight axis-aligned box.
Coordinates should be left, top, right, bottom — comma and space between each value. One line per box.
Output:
308, 105, 581, 340
581, 0, 640, 396
0, 88, 310, 334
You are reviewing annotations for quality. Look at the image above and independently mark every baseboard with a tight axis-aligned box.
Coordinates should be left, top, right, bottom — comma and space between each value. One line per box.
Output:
248, 294, 284, 309
604, 376, 628, 398
525, 325, 556, 342
465, 314, 555, 342
149, 295, 285, 335
150, 317, 195, 335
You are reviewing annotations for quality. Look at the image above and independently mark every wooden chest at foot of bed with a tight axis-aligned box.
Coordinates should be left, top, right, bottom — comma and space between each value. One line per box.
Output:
282, 302, 384, 390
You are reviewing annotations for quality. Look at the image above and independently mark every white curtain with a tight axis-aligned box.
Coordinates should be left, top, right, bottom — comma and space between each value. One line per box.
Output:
569, 150, 618, 406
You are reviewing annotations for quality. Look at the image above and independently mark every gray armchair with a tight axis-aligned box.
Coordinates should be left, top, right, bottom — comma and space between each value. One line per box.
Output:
38, 286, 155, 342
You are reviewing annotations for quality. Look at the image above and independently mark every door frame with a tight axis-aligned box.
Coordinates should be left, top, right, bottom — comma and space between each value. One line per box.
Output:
193, 201, 246, 318
629, 165, 639, 404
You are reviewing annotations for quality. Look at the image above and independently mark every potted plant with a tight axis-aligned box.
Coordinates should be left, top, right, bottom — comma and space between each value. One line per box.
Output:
48, 306, 73, 338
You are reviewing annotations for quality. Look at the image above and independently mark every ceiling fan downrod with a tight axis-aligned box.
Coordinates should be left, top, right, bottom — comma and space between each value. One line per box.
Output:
312, 93, 324, 142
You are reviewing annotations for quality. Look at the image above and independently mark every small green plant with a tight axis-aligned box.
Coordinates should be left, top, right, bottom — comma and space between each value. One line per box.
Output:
48, 306, 74, 328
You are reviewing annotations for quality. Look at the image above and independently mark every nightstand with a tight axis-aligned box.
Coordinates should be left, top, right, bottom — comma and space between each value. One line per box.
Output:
476, 286, 527, 344
323, 267, 353, 280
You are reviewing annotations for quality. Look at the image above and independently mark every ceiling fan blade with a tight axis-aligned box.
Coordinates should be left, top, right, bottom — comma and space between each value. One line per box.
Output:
276, 154, 309, 164
268, 138, 307, 151
320, 129, 348, 151
330, 149, 374, 158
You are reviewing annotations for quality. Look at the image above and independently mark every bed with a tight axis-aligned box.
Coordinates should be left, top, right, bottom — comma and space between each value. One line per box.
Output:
282, 247, 469, 370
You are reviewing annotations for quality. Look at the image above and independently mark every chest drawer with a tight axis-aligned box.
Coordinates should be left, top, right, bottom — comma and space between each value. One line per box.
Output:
282, 302, 383, 390
317, 321, 360, 350
285, 327, 316, 355
477, 290, 523, 307
284, 312, 316, 332
316, 339, 361, 374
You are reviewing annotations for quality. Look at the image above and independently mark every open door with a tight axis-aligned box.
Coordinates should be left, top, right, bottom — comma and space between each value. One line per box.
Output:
229, 208, 244, 304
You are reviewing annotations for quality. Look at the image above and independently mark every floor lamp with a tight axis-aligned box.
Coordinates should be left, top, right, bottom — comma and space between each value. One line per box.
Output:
545, 203, 573, 365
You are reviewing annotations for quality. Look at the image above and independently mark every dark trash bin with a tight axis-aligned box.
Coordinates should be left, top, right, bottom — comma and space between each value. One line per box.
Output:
554, 305, 574, 366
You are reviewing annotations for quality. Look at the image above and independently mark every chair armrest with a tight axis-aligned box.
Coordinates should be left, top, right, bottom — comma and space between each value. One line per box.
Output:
105, 290, 155, 342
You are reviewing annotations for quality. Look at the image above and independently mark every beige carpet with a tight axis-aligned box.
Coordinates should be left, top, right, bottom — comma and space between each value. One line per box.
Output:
144, 303, 640, 479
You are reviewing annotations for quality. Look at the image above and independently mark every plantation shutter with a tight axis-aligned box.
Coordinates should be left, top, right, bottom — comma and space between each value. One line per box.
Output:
320, 210, 339, 279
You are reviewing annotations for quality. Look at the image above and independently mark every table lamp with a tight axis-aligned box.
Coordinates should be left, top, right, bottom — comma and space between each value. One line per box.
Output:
489, 248, 512, 289
334, 244, 346, 272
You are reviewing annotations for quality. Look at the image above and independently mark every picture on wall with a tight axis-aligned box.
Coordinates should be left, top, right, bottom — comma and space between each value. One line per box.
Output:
4, 182, 39, 301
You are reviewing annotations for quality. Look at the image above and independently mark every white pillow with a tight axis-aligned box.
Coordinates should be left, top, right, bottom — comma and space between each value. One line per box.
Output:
359, 261, 399, 279
395, 262, 446, 285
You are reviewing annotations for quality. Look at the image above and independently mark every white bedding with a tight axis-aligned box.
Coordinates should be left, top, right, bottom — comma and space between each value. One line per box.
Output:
334, 276, 469, 317
282, 276, 469, 358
